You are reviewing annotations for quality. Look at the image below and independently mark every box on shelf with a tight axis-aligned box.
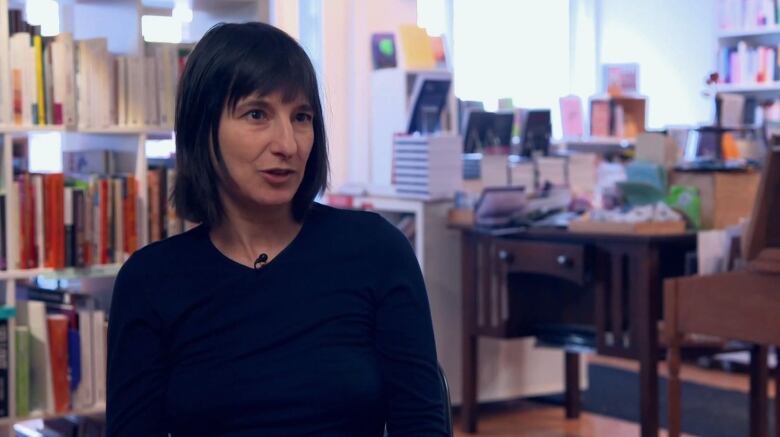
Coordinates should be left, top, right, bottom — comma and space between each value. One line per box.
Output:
670, 169, 761, 229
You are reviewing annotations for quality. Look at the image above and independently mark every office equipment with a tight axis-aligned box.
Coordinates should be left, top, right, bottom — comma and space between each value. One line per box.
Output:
455, 224, 695, 437
666, 144, 780, 437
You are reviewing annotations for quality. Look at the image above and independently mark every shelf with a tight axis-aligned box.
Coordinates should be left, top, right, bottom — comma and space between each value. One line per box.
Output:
0, 264, 123, 281
78, 125, 174, 135
0, 125, 173, 135
0, 125, 67, 133
718, 25, 780, 38
0, 405, 105, 426
712, 82, 780, 94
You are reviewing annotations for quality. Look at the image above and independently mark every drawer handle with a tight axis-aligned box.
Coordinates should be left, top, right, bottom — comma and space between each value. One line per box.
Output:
557, 255, 573, 268
498, 250, 514, 263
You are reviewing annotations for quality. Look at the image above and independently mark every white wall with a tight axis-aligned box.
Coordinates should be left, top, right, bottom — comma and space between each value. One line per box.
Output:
598, 0, 718, 128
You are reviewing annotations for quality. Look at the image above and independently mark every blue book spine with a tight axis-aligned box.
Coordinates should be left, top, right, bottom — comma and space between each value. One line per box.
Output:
67, 329, 81, 392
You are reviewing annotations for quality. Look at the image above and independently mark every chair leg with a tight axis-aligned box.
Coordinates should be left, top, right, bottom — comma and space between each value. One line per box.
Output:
667, 334, 682, 437
565, 351, 581, 419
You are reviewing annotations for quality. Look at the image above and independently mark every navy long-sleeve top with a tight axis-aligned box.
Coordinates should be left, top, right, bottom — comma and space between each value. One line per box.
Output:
106, 203, 447, 436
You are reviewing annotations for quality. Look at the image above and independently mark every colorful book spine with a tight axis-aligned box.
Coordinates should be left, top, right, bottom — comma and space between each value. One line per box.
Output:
15, 326, 30, 418
46, 315, 70, 414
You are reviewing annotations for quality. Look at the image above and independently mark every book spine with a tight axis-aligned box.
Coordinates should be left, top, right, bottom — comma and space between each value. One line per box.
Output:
0, 195, 6, 270
34, 34, 45, 126
46, 315, 70, 413
15, 327, 30, 417
0, 319, 8, 417
64, 187, 73, 267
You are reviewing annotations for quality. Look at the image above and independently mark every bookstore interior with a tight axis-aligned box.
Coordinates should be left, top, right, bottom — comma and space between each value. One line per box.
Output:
0, 0, 780, 436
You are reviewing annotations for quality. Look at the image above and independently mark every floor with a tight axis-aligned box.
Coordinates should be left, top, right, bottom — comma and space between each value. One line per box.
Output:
451, 355, 767, 437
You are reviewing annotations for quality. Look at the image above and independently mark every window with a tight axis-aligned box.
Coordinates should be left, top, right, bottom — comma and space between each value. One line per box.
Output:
419, 0, 573, 137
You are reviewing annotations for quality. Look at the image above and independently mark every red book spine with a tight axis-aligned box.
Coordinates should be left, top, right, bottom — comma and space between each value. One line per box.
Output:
100, 179, 108, 265
44, 175, 53, 268
18, 177, 27, 269
46, 315, 70, 413
54, 174, 65, 269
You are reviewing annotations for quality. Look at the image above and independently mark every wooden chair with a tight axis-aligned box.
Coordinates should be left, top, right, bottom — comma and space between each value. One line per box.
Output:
665, 144, 780, 437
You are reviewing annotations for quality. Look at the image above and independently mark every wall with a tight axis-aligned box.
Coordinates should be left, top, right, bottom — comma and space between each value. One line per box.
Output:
598, 0, 717, 128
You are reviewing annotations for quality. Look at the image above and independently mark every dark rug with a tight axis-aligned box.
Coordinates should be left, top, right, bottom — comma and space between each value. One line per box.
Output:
532, 363, 775, 437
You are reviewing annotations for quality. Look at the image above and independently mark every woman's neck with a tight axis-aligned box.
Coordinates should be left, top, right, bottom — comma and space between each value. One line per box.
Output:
209, 198, 302, 267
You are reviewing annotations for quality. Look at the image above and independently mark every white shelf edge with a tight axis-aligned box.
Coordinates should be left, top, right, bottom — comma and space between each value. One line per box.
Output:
0, 264, 123, 280
712, 82, 780, 93
0, 405, 105, 426
0, 125, 173, 135
718, 26, 780, 38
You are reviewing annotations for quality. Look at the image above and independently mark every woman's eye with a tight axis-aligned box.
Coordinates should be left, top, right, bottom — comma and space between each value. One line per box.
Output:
295, 113, 313, 123
245, 110, 266, 120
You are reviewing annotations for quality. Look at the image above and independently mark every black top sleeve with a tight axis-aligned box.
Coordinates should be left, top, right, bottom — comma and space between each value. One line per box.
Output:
106, 253, 169, 436
372, 217, 448, 436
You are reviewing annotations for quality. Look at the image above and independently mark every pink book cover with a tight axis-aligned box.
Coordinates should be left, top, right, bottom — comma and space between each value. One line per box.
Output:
559, 95, 584, 138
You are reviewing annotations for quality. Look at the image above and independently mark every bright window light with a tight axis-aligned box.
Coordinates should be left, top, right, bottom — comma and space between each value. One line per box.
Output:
145, 138, 176, 159
417, 0, 447, 36
142, 15, 182, 43
172, 3, 193, 23
453, 0, 570, 135
29, 132, 62, 173
25, 0, 59, 36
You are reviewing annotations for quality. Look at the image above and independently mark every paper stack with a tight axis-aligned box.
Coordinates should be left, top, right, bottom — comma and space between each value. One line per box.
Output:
392, 135, 463, 199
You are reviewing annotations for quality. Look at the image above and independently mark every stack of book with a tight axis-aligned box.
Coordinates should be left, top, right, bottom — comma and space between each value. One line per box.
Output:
391, 135, 462, 199
147, 158, 187, 241
7, 9, 189, 129
718, 0, 779, 30
8, 170, 140, 270
718, 42, 779, 86
14, 287, 107, 418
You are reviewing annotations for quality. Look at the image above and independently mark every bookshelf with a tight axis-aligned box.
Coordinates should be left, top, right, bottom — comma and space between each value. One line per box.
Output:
715, 1, 780, 95
0, 0, 268, 435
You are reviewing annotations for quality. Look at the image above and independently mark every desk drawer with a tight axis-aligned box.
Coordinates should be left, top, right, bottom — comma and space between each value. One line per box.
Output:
494, 240, 586, 285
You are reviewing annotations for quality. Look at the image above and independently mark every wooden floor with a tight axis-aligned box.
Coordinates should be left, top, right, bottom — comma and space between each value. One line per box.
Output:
451, 355, 765, 437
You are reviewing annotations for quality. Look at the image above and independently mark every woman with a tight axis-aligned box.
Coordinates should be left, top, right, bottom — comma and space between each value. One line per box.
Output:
106, 22, 447, 436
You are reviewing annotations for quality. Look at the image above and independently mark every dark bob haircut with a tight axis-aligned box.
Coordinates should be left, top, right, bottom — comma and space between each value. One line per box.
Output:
172, 22, 329, 226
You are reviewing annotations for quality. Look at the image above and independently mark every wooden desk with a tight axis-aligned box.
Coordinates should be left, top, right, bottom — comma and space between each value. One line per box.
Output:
459, 227, 695, 437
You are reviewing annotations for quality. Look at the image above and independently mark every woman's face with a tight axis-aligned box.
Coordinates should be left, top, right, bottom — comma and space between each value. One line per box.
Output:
215, 91, 315, 211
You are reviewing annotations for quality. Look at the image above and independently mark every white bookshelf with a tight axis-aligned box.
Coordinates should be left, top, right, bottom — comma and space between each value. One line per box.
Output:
712, 81, 780, 94
717, 25, 780, 38
0, 0, 269, 434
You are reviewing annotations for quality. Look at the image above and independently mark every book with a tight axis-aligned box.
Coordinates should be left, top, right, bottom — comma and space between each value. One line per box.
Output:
16, 326, 31, 418
46, 314, 70, 413
73, 310, 94, 409
398, 25, 435, 69
92, 311, 106, 404
17, 300, 55, 414
0, 317, 9, 417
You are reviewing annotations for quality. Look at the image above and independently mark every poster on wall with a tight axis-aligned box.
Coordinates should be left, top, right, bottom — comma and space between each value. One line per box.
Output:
371, 33, 398, 69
